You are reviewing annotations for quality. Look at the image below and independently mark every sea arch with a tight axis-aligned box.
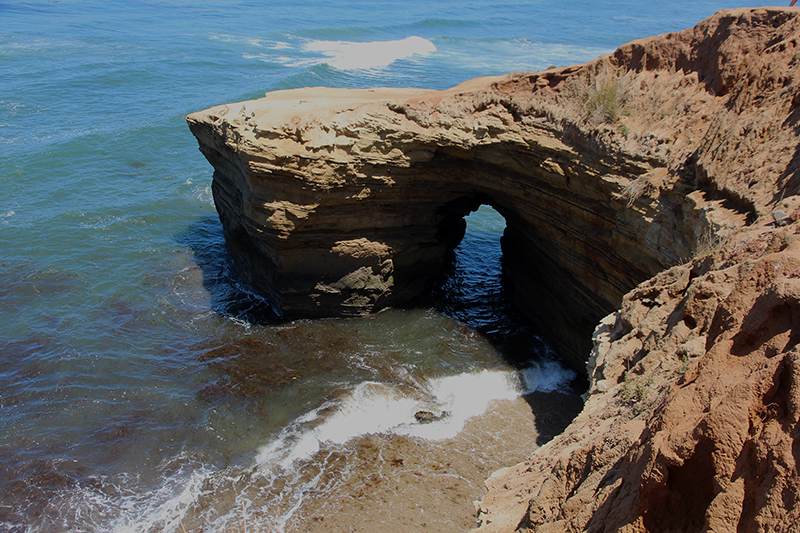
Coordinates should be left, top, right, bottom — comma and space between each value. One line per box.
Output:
187, 71, 739, 371
184, 10, 800, 531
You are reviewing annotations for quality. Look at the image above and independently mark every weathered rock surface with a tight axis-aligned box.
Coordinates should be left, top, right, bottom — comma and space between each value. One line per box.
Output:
471, 9, 800, 532
188, 7, 800, 530
476, 221, 800, 532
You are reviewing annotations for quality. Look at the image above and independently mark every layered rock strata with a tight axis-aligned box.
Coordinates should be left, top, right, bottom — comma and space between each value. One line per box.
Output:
187, 8, 800, 369
186, 14, 742, 368
472, 8, 800, 532
188, 6, 800, 530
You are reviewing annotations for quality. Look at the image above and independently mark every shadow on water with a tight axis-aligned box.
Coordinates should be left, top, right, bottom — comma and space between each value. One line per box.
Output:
178, 213, 557, 363
422, 206, 572, 368
425, 206, 586, 443
179, 210, 585, 445
176, 215, 281, 325
428, 232, 552, 369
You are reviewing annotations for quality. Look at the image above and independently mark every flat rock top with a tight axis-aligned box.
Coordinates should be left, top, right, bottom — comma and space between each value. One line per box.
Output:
190, 7, 800, 221
189, 76, 505, 125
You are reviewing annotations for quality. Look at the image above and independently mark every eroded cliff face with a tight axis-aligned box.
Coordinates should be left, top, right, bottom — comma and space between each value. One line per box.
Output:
476, 218, 800, 532
188, 7, 800, 530
187, 80, 663, 368
472, 9, 800, 532
187, 8, 800, 370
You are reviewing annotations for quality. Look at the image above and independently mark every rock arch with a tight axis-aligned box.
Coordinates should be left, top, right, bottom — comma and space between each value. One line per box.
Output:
187, 82, 696, 371
188, 9, 800, 530
186, 77, 734, 370
186, 8, 800, 370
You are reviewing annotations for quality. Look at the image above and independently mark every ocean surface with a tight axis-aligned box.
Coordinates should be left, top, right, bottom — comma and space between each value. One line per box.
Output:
2, 1, 733, 531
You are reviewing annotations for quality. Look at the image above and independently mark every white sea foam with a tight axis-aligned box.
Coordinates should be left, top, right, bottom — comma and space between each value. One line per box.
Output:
305, 36, 436, 70
111, 469, 211, 533
209, 34, 265, 48
255, 361, 573, 470
25, 462, 214, 533
396, 370, 520, 440
243, 53, 320, 69
519, 359, 576, 393
28, 363, 574, 533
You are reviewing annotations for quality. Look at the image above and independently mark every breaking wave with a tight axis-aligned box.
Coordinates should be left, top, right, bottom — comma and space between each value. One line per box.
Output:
304, 36, 436, 70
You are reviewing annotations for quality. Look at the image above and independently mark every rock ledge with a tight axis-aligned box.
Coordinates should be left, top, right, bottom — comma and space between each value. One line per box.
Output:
189, 7, 800, 530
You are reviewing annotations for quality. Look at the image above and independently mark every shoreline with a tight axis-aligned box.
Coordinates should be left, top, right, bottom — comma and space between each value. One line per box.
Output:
275, 392, 582, 533
188, 7, 800, 530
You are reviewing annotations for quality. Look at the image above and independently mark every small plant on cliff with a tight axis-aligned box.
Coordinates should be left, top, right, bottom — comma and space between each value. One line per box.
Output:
621, 175, 657, 207
620, 372, 646, 403
586, 78, 621, 123
678, 354, 690, 374
695, 225, 728, 258
620, 371, 653, 403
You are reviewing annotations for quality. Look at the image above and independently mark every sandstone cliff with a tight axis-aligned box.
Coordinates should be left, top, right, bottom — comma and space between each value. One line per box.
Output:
476, 223, 800, 532
473, 9, 800, 532
188, 7, 800, 530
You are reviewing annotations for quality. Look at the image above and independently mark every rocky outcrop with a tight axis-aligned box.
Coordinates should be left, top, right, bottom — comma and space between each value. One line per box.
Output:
475, 220, 800, 532
188, 6, 800, 530
471, 9, 800, 532
186, 8, 800, 370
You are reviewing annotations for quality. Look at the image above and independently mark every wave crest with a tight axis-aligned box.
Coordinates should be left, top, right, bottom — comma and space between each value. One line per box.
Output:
305, 35, 435, 70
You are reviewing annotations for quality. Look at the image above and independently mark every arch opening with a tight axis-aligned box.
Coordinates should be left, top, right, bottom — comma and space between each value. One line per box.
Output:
420, 189, 609, 374
428, 201, 568, 372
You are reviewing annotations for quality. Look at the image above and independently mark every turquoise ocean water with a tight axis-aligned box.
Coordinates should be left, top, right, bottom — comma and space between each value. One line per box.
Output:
2, 1, 734, 531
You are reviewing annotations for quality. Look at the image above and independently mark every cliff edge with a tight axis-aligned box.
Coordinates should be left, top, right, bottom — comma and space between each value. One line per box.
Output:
188, 7, 800, 530
475, 8, 800, 532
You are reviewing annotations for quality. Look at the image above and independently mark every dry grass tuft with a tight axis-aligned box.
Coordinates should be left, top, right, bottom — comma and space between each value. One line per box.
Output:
621, 175, 657, 207
586, 78, 621, 123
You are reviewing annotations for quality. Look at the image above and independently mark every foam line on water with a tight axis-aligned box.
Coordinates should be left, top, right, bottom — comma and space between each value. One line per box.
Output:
27, 363, 575, 532
304, 36, 436, 70
255, 361, 574, 469
112, 470, 208, 533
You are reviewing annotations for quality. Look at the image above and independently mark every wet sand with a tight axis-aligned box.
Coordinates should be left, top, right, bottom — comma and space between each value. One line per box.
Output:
273, 390, 583, 532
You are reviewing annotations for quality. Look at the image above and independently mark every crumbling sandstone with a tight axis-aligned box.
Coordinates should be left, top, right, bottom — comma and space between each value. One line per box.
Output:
189, 7, 800, 530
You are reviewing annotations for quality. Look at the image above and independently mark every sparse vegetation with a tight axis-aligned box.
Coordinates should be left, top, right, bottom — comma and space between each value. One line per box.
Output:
695, 225, 728, 258
621, 175, 656, 207
678, 354, 690, 374
620, 371, 646, 403
619, 367, 657, 405
586, 78, 621, 123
